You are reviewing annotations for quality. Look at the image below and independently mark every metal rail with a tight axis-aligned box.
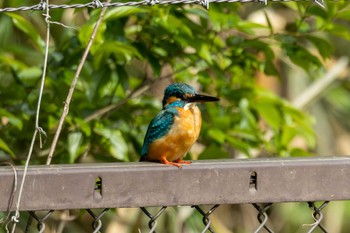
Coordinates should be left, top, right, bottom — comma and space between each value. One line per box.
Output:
1, 156, 350, 211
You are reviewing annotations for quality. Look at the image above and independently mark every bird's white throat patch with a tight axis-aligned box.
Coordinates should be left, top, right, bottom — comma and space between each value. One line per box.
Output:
184, 102, 196, 110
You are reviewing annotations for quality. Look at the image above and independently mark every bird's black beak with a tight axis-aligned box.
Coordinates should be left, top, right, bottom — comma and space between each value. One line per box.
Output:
187, 94, 220, 103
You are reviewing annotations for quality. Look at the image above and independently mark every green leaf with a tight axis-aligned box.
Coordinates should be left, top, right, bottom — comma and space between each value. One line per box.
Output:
214, 53, 232, 70
162, 15, 193, 38
337, 8, 350, 21
327, 24, 350, 40
0, 54, 27, 71
0, 109, 23, 130
197, 43, 213, 64
305, 35, 332, 58
94, 127, 128, 161
283, 42, 322, 70
0, 138, 15, 158
226, 135, 251, 156
5, 13, 45, 52
18, 67, 42, 81
239, 98, 257, 128
94, 41, 142, 67
280, 125, 297, 146
78, 21, 106, 54
236, 21, 267, 35
290, 148, 312, 157
207, 128, 226, 144
0, 15, 12, 46
209, 9, 240, 31
104, 6, 148, 21
305, 5, 328, 19
199, 144, 228, 160
254, 103, 281, 131
185, 8, 209, 20
74, 118, 92, 137
68, 132, 83, 163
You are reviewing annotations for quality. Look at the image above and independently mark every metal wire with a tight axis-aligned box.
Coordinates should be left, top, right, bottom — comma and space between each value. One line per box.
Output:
86, 208, 110, 233
27, 210, 54, 233
24, 214, 33, 233
314, 0, 325, 8
0, 162, 18, 229
0, 202, 336, 232
8, 0, 50, 231
140, 207, 167, 233
252, 203, 274, 233
192, 205, 220, 233
0, 0, 325, 12
305, 201, 329, 233
254, 212, 269, 233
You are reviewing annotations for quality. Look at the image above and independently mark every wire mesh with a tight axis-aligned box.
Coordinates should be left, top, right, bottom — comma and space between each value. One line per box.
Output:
140, 206, 167, 233
27, 210, 54, 233
192, 205, 220, 233
0, 202, 340, 232
0, 163, 17, 228
86, 208, 110, 233
252, 203, 274, 233
305, 201, 329, 233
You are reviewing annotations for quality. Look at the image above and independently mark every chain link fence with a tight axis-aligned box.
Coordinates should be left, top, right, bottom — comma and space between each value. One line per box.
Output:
1, 157, 350, 232
0, 194, 336, 232
0, 202, 335, 232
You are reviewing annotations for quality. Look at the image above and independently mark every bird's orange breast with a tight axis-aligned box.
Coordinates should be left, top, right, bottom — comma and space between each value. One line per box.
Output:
147, 104, 202, 162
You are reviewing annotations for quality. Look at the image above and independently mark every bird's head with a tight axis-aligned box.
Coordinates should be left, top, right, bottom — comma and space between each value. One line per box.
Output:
162, 83, 219, 107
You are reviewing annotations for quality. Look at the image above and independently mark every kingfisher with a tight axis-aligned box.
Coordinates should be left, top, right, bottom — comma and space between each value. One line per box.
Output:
140, 83, 219, 167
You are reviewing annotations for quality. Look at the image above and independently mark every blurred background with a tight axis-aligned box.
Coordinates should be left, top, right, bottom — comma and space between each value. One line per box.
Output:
1, 0, 350, 232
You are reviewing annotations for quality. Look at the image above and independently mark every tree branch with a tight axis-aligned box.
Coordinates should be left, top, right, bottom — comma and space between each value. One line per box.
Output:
46, 3, 111, 165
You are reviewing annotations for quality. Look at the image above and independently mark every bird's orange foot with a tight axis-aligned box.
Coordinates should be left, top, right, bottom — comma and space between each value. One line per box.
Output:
174, 159, 191, 164
160, 157, 183, 168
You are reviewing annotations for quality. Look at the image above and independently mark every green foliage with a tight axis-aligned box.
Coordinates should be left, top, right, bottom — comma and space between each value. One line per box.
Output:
1, 0, 350, 163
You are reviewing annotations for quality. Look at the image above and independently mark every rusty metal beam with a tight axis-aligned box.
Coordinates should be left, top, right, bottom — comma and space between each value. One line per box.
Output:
1, 156, 350, 211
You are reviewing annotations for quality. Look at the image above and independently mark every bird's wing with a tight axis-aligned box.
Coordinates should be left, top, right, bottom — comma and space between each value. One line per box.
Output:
140, 107, 178, 159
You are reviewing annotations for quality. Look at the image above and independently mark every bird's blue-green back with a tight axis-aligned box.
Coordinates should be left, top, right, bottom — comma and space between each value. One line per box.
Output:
140, 100, 186, 159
